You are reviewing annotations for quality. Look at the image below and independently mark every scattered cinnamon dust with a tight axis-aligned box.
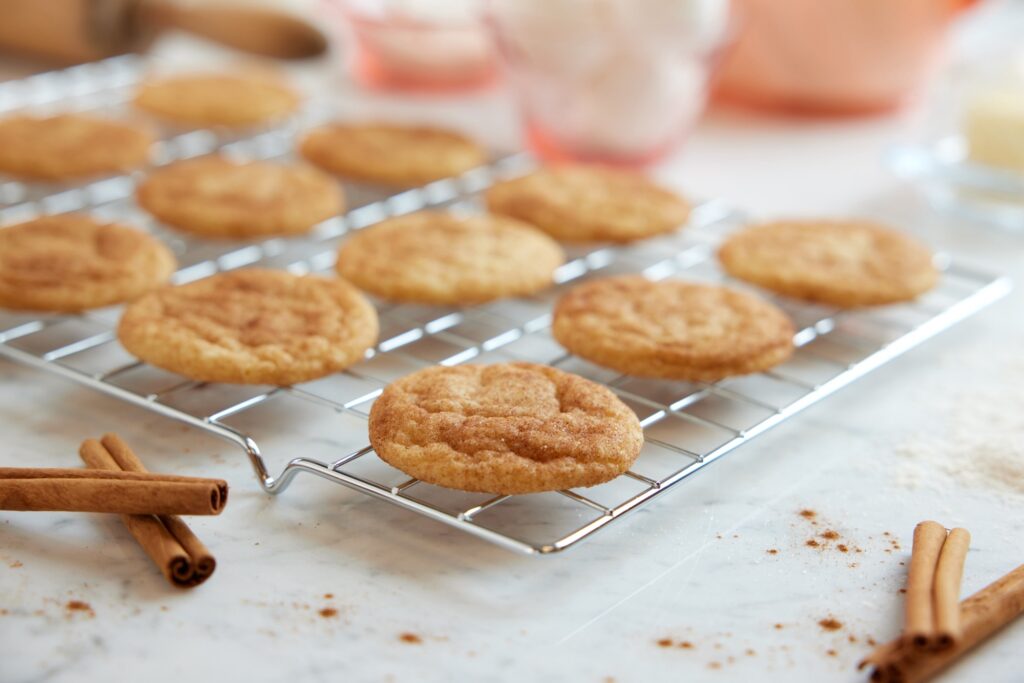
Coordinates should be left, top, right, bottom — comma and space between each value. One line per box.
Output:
399, 632, 422, 644
774, 623, 784, 630
318, 608, 338, 619
826, 649, 838, 657
323, 593, 333, 599
766, 549, 779, 555
679, 641, 694, 649
821, 530, 840, 540
657, 638, 673, 648
806, 539, 820, 548
799, 509, 817, 519
708, 662, 722, 670
745, 648, 756, 656
867, 637, 878, 646
837, 544, 849, 553
818, 618, 843, 631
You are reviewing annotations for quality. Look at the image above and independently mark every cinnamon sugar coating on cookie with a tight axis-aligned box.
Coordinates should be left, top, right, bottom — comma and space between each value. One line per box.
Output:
718, 219, 938, 307
0, 114, 153, 180
134, 72, 299, 127
485, 165, 690, 243
0, 215, 175, 312
552, 276, 794, 381
369, 362, 643, 494
336, 211, 563, 304
117, 269, 378, 385
299, 122, 485, 186
137, 156, 343, 238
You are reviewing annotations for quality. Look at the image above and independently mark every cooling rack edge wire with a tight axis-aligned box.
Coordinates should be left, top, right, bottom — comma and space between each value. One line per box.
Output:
0, 56, 1013, 555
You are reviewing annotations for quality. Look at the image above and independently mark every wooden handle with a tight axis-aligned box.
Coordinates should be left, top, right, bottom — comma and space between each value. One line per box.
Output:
0, 0, 143, 64
140, 1, 328, 59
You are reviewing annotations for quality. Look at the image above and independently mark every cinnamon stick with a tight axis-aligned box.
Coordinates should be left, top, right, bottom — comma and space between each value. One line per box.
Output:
95, 434, 217, 585
904, 521, 947, 648
79, 438, 215, 587
862, 562, 1024, 683
933, 527, 971, 648
0, 466, 225, 515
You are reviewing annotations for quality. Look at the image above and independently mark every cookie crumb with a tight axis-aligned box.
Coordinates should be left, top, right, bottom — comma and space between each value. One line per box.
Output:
818, 618, 843, 631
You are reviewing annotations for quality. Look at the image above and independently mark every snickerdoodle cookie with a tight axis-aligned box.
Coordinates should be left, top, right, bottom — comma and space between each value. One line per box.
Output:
552, 276, 794, 381
0, 114, 153, 180
335, 211, 564, 305
299, 122, 485, 186
485, 165, 691, 243
134, 72, 300, 127
137, 156, 343, 238
718, 219, 939, 307
0, 215, 175, 312
369, 362, 644, 494
117, 269, 378, 385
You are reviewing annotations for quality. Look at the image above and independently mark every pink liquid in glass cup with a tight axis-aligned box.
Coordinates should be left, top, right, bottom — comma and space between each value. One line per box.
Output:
489, 0, 733, 166
334, 0, 499, 93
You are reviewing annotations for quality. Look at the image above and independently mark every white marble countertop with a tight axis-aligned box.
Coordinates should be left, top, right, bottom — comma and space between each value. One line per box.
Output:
2, 5, 1024, 682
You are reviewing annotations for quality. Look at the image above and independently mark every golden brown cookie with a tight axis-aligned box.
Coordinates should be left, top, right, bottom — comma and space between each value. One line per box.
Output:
299, 122, 485, 186
137, 156, 344, 238
0, 114, 153, 181
335, 211, 564, 305
369, 362, 644, 494
0, 214, 175, 312
485, 165, 691, 243
117, 269, 378, 385
134, 72, 300, 127
717, 219, 939, 307
552, 276, 794, 381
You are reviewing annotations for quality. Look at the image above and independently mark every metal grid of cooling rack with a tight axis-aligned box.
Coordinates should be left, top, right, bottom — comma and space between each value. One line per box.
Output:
0, 57, 1013, 555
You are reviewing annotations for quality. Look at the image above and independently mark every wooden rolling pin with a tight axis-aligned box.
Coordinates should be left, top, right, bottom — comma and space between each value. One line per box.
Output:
0, 0, 328, 64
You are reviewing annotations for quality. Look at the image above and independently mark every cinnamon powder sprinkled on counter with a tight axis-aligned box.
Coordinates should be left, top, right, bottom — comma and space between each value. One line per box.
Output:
657, 638, 673, 648
708, 662, 722, 670
806, 539, 820, 548
826, 649, 837, 657
821, 530, 839, 540
323, 593, 333, 599
818, 618, 842, 631
399, 633, 422, 644
799, 509, 817, 519
774, 623, 784, 630
838, 544, 849, 553
679, 641, 694, 649
318, 608, 338, 619
766, 549, 779, 555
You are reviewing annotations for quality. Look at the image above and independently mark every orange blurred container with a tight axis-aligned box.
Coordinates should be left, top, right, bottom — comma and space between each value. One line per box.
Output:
715, 0, 978, 115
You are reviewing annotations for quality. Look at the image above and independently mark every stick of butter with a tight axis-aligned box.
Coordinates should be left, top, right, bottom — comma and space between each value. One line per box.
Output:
965, 87, 1024, 173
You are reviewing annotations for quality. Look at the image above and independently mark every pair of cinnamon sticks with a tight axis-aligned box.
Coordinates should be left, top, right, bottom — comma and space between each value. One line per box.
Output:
0, 434, 225, 587
861, 522, 1024, 682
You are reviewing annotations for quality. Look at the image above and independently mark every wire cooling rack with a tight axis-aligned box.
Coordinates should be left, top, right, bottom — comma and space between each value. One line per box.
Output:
0, 56, 1012, 555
